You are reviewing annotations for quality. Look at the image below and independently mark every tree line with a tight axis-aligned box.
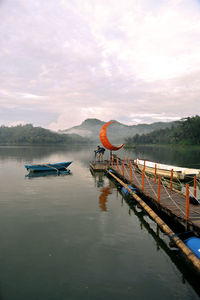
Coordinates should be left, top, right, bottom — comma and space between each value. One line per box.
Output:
0, 124, 90, 145
125, 116, 200, 146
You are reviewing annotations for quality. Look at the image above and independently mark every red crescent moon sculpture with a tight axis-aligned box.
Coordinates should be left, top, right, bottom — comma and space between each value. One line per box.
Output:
99, 121, 124, 151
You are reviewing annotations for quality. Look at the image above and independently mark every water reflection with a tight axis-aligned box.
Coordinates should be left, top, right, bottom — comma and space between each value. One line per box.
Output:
99, 186, 112, 211
117, 187, 200, 296
25, 170, 72, 179
124, 145, 200, 168
90, 170, 105, 188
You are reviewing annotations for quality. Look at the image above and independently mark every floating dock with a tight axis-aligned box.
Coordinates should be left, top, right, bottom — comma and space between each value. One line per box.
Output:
95, 157, 200, 273
109, 160, 200, 234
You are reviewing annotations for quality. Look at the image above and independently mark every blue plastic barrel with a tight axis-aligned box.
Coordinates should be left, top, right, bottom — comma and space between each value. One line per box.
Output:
184, 237, 200, 259
121, 185, 137, 196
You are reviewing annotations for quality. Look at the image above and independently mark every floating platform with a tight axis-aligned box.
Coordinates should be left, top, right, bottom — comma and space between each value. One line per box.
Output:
106, 166, 200, 273
89, 160, 109, 171
109, 163, 200, 235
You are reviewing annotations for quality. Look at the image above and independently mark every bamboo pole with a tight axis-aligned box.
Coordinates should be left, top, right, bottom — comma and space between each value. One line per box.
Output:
143, 160, 146, 172
44, 164, 59, 172
170, 169, 173, 191
158, 176, 161, 203
194, 175, 197, 199
107, 170, 200, 273
186, 184, 190, 222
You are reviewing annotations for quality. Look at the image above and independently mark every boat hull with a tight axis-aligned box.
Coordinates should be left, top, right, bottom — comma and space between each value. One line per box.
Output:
137, 164, 184, 180
25, 161, 72, 172
135, 159, 200, 180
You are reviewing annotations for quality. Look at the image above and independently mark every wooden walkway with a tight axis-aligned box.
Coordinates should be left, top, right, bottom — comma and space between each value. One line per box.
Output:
110, 163, 200, 235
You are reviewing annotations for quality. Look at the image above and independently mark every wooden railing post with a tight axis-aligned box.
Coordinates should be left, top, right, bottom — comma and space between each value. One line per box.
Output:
122, 160, 124, 177
194, 175, 197, 198
130, 163, 132, 182
142, 170, 145, 191
154, 164, 157, 182
158, 176, 161, 203
117, 158, 119, 171
112, 155, 114, 167
170, 169, 173, 191
186, 184, 190, 221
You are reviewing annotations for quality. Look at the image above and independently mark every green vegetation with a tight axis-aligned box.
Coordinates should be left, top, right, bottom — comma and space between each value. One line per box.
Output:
0, 124, 90, 145
125, 116, 200, 146
61, 118, 174, 143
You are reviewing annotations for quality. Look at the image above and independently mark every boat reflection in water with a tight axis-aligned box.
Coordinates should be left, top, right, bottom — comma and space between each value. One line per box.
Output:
25, 169, 71, 178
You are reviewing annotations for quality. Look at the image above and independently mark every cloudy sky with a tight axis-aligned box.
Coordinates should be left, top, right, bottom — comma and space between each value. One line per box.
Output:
0, 0, 200, 130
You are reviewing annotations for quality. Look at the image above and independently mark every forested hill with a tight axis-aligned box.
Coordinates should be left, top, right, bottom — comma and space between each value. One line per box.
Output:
61, 118, 174, 143
0, 124, 90, 145
125, 116, 200, 146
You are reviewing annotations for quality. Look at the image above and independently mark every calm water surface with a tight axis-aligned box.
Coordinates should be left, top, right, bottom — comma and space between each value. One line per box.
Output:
0, 145, 199, 300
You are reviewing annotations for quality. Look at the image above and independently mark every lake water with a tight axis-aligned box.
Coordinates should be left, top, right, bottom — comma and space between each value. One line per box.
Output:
0, 145, 200, 300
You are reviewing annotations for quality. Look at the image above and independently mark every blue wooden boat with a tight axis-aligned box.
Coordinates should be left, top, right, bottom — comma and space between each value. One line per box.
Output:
25, 161, 72, 172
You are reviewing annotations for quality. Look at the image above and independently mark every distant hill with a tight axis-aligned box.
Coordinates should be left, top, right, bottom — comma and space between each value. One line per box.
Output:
125, 116, 200, 146
60, 118, 175, 144
0, 124, 90, 145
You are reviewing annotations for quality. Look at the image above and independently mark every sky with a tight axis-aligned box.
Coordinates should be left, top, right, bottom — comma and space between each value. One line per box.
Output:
0, 0, 200, 131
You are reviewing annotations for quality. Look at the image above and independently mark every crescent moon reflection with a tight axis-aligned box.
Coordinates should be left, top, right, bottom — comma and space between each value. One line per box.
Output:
99, 121, 124, 151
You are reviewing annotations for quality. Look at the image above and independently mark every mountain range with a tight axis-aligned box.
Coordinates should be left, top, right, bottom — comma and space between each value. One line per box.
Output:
60, 118, 175, 144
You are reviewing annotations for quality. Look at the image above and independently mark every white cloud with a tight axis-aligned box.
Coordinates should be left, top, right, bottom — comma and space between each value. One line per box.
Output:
0, 0, 200, 129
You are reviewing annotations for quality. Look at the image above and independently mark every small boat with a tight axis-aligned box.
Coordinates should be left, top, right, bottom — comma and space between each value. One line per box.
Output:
135, 159, 200, 180
25, 161, 72, 173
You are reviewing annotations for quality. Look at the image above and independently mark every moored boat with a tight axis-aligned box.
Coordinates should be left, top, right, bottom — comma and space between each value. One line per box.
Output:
25, 161, 72, 172
135, 159, 200, 180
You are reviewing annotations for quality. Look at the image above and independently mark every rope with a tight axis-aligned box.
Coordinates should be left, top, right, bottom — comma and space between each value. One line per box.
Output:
114, 162, 200, 219
161, 177, 186, 216
144, 173, 158, 199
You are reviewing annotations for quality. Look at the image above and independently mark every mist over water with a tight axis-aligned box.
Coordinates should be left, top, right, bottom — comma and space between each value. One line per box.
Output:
0, 145, 199, 300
